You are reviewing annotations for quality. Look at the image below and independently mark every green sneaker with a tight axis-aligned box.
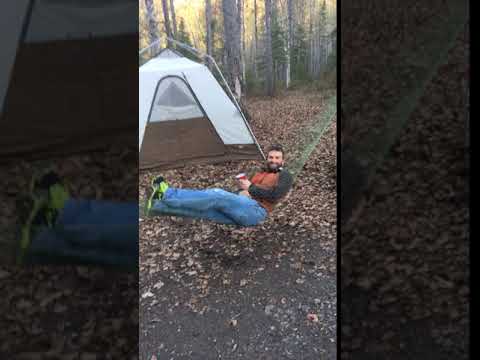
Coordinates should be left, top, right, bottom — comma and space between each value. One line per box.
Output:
145, 176, 169, 215
17, 170, 70, 264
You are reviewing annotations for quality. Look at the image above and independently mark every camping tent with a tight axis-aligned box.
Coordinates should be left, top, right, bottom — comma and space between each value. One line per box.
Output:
139, 49, 264, 170
0, 0, 137, 160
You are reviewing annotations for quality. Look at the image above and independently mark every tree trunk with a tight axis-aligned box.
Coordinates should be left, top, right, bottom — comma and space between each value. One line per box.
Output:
144, 0, 160, 56
253, 0, 258, 78
237, 0, 246, 95
319, 0, 327, 75
250, 40, 255, 77
169, 0, 178, 40
205, 0, 213, 69
222, 0, 242, 99
309, 0, 314, 76
286, 0, 294, 88
161, 0, 173, 47
264, 0, 274, 96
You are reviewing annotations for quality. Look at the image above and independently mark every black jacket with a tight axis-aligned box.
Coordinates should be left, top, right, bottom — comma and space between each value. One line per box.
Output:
248, 169, 293, 202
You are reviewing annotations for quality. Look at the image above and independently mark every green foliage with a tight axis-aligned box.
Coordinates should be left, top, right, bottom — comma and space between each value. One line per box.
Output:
319, 0, 327, 35
291, 24, 308, 81
252, 8, 288, 91
245, 68, 264, 96
325, 50, 337, 73
271, 15, 287, 66
177, 18, 191, 44
176, 18, 197, 61
211, 18, 224, 61
316, 69, 337, 91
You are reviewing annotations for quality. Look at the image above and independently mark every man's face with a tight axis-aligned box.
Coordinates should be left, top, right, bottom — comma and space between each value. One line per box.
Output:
266, 150, 284, 171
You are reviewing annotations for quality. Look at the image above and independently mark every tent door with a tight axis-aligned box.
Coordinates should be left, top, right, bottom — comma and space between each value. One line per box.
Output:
140, 75, 225, 168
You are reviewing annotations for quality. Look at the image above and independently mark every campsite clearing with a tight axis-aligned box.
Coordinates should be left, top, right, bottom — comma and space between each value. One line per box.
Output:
140, 88, 337, 359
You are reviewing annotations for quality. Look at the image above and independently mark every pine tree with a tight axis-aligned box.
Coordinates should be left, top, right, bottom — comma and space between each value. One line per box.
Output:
211, 18, 224, 63
318, 0, 328, 74
291, 24, 308, 81
286, 0, 295, 88
177, 18, 191, 44
271, 13, 287, 87
176, 18, 196, 60
264, 0, 274, 95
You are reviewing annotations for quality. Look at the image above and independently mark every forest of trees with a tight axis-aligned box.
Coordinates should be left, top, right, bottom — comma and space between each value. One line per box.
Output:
140, 0, 336, 97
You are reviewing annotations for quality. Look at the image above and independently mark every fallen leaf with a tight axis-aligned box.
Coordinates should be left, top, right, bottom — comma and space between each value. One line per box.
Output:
142, 291, 154, 299
307, 313, 319, 322
153, 281, 164, 289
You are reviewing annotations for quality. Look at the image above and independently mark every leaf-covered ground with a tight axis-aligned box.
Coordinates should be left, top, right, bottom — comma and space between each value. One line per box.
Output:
341, 25, 469, 359
0, 147, 138, 262
140, 89, 337, 359
341, 0, 466, 148
0, 147, 139, 357
341, 6, 468, 358
341, 0, 468, 223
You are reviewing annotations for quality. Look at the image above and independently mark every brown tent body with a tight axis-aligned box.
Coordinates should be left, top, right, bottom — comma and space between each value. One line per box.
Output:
140, 116, 260, 170
0, 34, 137, 162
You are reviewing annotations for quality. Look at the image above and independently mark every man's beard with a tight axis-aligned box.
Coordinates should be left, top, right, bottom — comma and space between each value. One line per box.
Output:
266, 162, 281, 172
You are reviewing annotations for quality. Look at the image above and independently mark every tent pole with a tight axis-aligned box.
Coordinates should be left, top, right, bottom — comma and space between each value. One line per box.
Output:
139, 38, 266, 160
1, 0, 36, 114
139, 39, 162, 57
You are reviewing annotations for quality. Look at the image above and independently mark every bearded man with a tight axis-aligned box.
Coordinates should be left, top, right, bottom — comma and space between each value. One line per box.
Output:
146, 144, 293, 227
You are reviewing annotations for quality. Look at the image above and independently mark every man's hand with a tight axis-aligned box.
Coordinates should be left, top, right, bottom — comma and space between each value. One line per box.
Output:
237, 179, 251, 190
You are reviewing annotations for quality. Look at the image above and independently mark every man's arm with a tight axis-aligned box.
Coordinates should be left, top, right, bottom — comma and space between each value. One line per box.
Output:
248, 170, 293, 202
